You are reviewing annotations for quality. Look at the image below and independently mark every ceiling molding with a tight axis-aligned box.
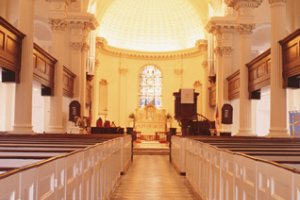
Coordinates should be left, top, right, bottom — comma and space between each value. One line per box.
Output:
96, 37, 208, 60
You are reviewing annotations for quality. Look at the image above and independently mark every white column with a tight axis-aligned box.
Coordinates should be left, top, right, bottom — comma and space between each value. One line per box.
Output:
99, 80, 108, 120
91, 61, 100, 126
286, 0, 300, 32
0, 0, 7, 18
215, 45, 233, 134
68, 13, 97, 117
237, 25, 255, 136
225, 0, 263, 136
47, 19, 66, 133
202, 62, 210, 118
268, 0, 288, 137
207, 19, 235, 135
119, 67, 128, 127
81, 44, 89, 116
208, 33, 215, 77
12, 0, 34, 133
193, 81, 202, 115
46, 0, 71, 133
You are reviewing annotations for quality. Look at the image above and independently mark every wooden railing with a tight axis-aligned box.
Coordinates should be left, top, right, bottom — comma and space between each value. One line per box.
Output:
246, 49, 271, 99
280, 28, 300, 88
226, 70, 240, 100
33, 43, 57, 95
0, 16, 25, 82
63, 66, 76, 97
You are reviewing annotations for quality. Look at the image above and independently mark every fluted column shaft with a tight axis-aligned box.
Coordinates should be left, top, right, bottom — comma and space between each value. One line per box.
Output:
237, 26, 254, 135
46, 0, 69, 133
207, 19, 235, 135
91, 61, 100, 126
268, 0, 288, 137
225, 0, 263, 136
13, 0, 34, 133
68, 13, 97, 117
119, 67, 128, 127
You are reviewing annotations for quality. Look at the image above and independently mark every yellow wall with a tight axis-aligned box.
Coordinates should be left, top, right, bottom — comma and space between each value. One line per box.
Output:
96, 52, 208, 128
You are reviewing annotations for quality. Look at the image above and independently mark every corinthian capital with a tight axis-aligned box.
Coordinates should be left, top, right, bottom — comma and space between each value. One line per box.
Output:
214, 46, 233, 56
49, 18, 67, 31
269, 0, 286, 4
70, 42, 89, 51
225, 0, 263, 10
206, 17, 237, 34
67, 12, 98, 31
238, 23, 255, 34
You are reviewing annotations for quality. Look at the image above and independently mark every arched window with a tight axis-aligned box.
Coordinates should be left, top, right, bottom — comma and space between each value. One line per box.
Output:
139, 65, 162, 108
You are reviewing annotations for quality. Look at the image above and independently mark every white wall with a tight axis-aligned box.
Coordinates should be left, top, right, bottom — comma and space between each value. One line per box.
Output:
231, 98, 239, 136
0, 69, 16, 132
63, 96, 73, 133
253, 87, 270, 136
97, 53, 206, 128
32, 82, 45, 133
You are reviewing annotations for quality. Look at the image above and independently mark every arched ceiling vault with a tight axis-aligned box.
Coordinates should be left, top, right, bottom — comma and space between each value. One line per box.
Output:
89, 0, 215, 52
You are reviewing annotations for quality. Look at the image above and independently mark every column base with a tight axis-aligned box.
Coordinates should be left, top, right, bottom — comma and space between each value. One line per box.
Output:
268, 128, 289, 137
236, 129, 256, 136
11, 124, 34, 134
46, 125, 65, 134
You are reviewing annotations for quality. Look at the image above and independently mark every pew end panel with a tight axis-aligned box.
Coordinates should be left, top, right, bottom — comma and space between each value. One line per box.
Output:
0, 173, 20, 200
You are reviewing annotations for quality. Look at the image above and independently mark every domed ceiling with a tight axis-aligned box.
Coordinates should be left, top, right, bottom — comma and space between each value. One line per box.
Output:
97, 0, 205, 52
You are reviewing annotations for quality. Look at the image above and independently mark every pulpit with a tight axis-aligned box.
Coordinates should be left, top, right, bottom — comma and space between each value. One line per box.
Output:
174, 89, 198, 135
174, 89, 213, 136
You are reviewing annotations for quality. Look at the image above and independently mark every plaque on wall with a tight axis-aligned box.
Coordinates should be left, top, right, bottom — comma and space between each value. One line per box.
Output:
221, 104, 233, 124
69, 100, 81, 122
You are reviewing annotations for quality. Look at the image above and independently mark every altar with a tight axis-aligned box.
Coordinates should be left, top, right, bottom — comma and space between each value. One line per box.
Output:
134, 104, 166, 138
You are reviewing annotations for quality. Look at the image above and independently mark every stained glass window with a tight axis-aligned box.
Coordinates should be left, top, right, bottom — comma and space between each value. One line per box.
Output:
139, 65, 162, 108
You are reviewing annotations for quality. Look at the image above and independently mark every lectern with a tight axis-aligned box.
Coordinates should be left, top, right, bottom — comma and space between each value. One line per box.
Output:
173, 89, 199, 135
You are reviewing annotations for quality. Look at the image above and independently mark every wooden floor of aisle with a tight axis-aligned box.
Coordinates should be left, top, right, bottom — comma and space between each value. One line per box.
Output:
111, 155, 200, 200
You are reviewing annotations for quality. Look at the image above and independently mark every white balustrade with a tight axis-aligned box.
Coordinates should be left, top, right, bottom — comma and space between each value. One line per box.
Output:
171, 136, 300, 200
0, 135, 132, 200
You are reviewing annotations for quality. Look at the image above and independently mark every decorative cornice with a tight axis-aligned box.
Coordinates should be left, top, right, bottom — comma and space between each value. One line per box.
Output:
206, 17, 237, 34
214, 46, 233, 56
49, 18, 67, 31
225, 0, 263, 10
238, 23, 255, 34
96, 37, 208, 60
269, 0, 287, 4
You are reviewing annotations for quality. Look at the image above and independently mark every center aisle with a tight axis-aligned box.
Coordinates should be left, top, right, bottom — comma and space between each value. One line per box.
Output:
111, 155, 199, 200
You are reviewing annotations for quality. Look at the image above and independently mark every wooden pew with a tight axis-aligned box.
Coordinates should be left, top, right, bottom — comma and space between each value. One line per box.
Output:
0, 134, 132, 200
171, 135, 300, 200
